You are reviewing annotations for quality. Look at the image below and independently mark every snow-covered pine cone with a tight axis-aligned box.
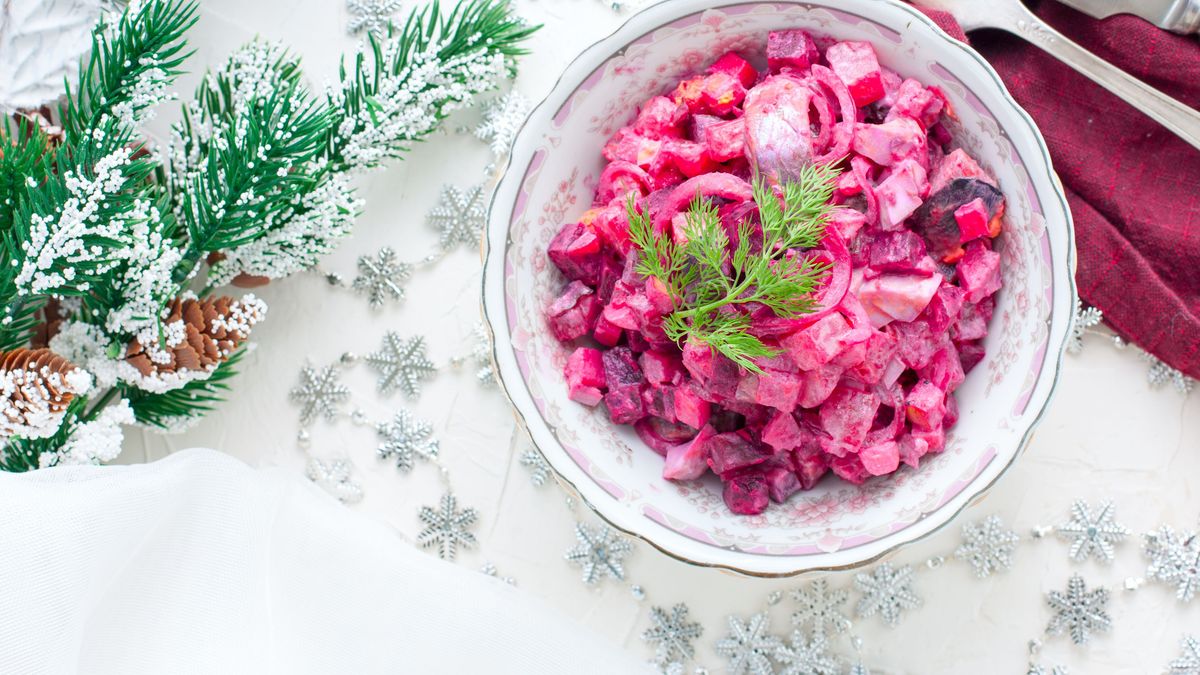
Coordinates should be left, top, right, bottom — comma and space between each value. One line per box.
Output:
124, 295, 266, 377
0, 348, 92, 440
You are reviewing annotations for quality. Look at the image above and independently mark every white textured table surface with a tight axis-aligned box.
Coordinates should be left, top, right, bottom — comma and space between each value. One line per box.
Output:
126, 1, 1200, 672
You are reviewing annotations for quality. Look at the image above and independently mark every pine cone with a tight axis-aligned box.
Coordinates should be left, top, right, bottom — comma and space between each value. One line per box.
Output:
124, 295, 266, 378
30, 298, 66, 350
0, 348, 91, 439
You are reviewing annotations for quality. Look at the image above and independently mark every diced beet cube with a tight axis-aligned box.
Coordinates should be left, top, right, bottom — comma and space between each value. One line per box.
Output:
867, 231, 929, 274
548, 221, 604, 284
954, 197, 991, 243
546, 281, 602, 342
706, 432, 769, 476
957, 240, 1002, 303
819, 386, 880, 456
826, 41, 885, 106
782, 313, 852, 370
673, 383, 711, 429
955, 297, 993, 342
734, 370, 759, 405
885, 78, 946, 130
663, 425, 716, 481
930, 148, 997, 193
858, 273, 943, 327
635, 416, 696, 455
662, 139, 717, 177
592, 314, 622, 346
595, 163, 650, 209
827, 208, 867, 241
798, 364, 843, 408
690, 114, 725, 144
604, 386, 645, 424
565, 347, 606, 406
762, 410, 803, 451
860, 440, 900, 476
912, 423, 946, 454
709, 51, 758, 87
921, 285, 965, 334
957, 339, 986, 373
681, 340, 714, 382
888, 319, 940, 370
848, 331, 899, 384
639, 350, 684, 386
602, 346, 643, 388
603, 128, 665, 171
754, 369, 802, 413
723, 471, 770, 515
919, 344, 966, 392
644, 276, 675, 314
671, 75, 707, 111
874, 159, 929, 230
699, 72, 747, 115
829, 453, 871, 485
852, 118, 927, 169
601, 300, 638, 331
704, 118, 746, 162
905, 380, 945, 430
766, 30, 820, 73
898, 434, 930, 468
641, 385, 677, 422
633, 95, 688, 139
790, 446, 829, 489
765, 465, 802, 503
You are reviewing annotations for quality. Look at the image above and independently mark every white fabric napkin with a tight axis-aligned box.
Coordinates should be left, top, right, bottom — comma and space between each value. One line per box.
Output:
0, 449, 654, 674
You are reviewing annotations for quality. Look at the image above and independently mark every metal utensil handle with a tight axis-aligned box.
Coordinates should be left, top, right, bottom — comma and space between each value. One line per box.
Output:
1165, 0, 1200, 34
995, 2, 1200, 152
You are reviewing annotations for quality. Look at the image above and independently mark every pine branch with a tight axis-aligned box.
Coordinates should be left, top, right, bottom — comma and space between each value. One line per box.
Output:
0, 397, 86, 473
0, 116, 51, 235
122, 348, 244, 429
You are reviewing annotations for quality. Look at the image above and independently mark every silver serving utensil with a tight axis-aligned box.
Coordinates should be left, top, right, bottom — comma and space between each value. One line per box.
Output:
923, 0, 1200, 152
1056, 0, 1200, 34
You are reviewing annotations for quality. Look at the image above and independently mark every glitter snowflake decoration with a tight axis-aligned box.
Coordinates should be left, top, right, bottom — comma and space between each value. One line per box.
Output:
352, 247, 411, 309
375, 409, 439, 472
290, 365, 350, 424
1144, 525, 1200, 602
427, 184, 486, 251
474, 91, 531, 156
417, 493, 478, 560
1169, 634, 1200, 674
775, 629, 837, 675
954, 515, 1019, 578
1028, 666, 1069, 675
519, 448, 552, 486
1067, 298, 1102, 354
790, 578, 850, 635
468, 322, 496, 386
1045, 574, 1111, 645
715, 612, 784, 675
305, 456, 363, 503
564, 522, 633, 585
346, 0, 400, 35
1142, 351, 1195, 394
1056, 500, 1128, 563
854, 562, 920, 627
366, 332, 437, 398
848, 665, 871, 675
642, 603, 702, 667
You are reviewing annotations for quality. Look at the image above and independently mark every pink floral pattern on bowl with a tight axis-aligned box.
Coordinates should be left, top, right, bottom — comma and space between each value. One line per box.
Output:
484, 0, 1076, 576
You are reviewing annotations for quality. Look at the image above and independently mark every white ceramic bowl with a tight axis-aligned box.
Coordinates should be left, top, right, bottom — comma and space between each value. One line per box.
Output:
483, 0, 1075, 576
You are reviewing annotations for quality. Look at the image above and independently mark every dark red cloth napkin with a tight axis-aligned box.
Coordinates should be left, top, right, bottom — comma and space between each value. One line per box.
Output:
917, 2, 1200, 379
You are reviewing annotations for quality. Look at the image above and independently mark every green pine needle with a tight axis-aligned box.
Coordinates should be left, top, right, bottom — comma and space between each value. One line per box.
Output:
627, 164, 840, 373
124, 349, 245, 429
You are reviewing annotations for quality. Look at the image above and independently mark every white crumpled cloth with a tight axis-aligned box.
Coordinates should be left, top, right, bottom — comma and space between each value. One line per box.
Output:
0, 449, 653, 674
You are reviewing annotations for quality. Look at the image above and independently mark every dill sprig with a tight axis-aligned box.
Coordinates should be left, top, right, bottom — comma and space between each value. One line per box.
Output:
627, 164, 841, 373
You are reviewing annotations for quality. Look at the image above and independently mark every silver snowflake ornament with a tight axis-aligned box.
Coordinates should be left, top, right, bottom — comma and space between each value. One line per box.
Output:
775, 629, 837, 675
1027, 666, 1068, 675
564, 522, 633, 585
790, 578, 850, 635
305, 456, 364, 503
1045, 574, 1111, 645
1142, 351, 1196, 394
417, 493, 478, 560
715, 612, 784, 675
848, 665, 871, 675
642, 603, 702, 667
519, 448, 552, 487
352, 247, 411, 309
427, 184, 486, 251
1170, 634, 1200, 674
346, 0, 400, 35
290, 365, 350, 424
1056, 500, 1128, 563
1067, 298, 1102, 354
469, 322, 496, 386
475, 91, 531, 156
366, 332, 437, 398
1145, 525, 1200, 602
854, 562, 920, 627
954, 514, 1019, 578
375, 409, 439, 472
